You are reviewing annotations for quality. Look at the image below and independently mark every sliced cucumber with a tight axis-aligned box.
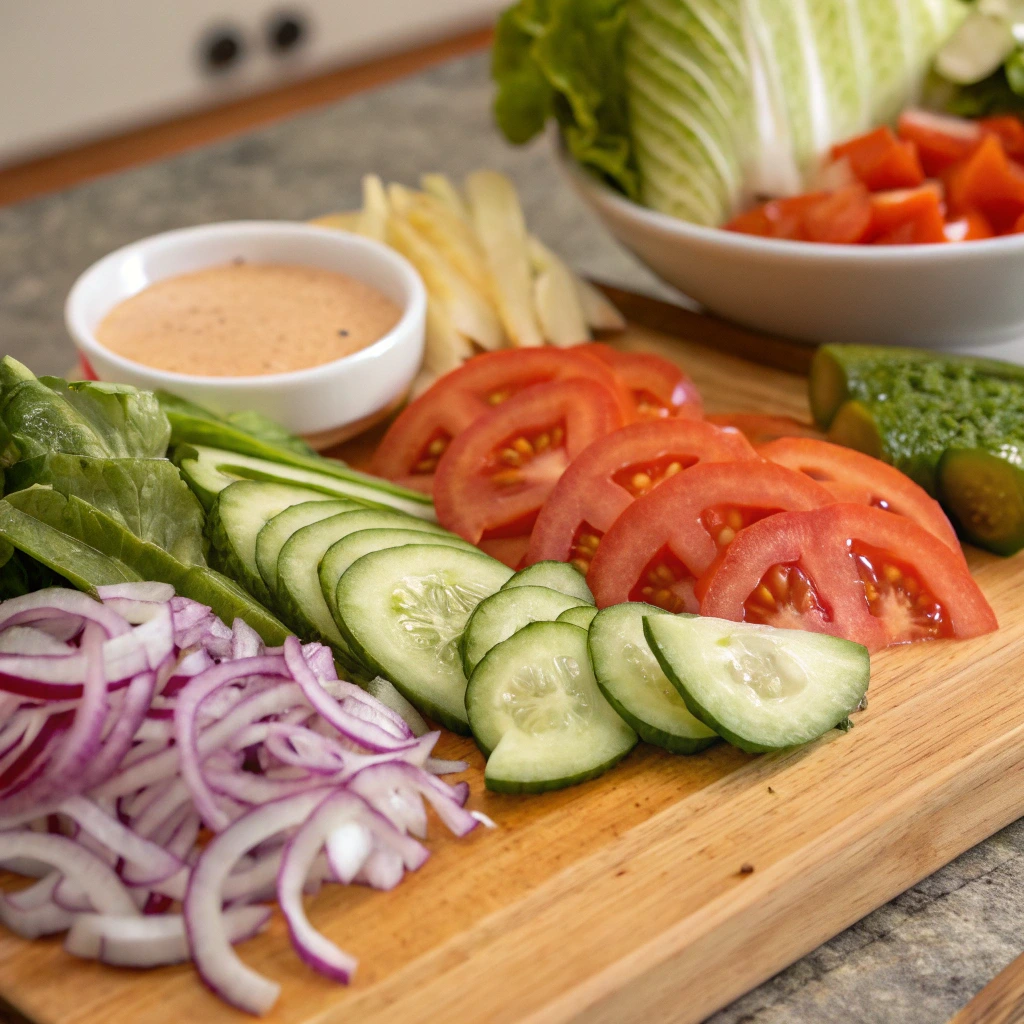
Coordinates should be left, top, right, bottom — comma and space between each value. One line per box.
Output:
461, 585, 589, 677
334, 545, 513, 732
320, 527, 473, 632
501, 561, 594, 604
589, 604, 718, 754
177, 444, 436, 520
557, 605, 598, 629
466, 621, 637, 793
643, 615, 870, 754
207, 480, 329, 605
256, 499, 360, 594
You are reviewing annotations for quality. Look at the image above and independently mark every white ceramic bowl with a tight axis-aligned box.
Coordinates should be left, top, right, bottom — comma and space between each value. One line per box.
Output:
66, 221, 426, 439
560, 150, 1024, 353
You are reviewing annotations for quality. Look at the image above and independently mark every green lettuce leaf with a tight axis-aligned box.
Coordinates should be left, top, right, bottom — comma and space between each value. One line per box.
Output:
492, 0, 639, 198
6, 487, 290, 645
0, 357, 170, 462
6, 455, 207, 566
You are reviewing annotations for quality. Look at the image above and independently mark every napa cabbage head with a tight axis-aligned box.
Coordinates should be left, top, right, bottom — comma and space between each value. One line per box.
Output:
493, 0, 968, 224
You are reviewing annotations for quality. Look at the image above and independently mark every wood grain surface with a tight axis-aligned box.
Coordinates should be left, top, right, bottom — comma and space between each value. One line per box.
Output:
1, 313, 1022, 1024
948, 953, 1024, 1024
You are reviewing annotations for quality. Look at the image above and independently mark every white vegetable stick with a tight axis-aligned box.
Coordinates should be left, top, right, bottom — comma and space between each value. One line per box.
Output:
465, 170, 544, 348
358, 175, 389, 242
308, 211, 362, 232
532, 267, 589, 347
421, 173, 471, 222
386, 182, 417, 215
406, 194, 491, 297
386, 213, 505, 351
529, 235, 625, 332
424, 297, 473, 375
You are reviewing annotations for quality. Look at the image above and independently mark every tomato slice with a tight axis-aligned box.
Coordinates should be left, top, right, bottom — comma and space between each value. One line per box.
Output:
946, 134, 1024, 233
897, 110, 982, 176
433, 378, 625, 555
525, 419, 757, 572
831, 126, 925, 191
706, 413, 823, 445
577, 342, 703, 420
586, 461, 834, 612
370, 348, 632, 494
700, 504, 996, 651
803, 184, 874, 244
756, 437, 963, 557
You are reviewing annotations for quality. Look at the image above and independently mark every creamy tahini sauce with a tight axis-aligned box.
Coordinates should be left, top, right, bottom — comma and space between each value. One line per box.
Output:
96, 262, 402, 377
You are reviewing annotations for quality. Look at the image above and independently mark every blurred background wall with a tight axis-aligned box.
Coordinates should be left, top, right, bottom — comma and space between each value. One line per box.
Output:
0, 0, 504, 166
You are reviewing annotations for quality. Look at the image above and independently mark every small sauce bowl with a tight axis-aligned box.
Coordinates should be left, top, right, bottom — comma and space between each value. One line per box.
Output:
65, 221, 426, 445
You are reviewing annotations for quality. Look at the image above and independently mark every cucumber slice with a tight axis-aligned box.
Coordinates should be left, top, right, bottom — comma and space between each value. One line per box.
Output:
501, 561, 594, 604
256, 499, 361, 594
320, 527, 473, 632
465, 621, 637, 793
177, 444, 436, 520
275, 511, 447, 658
589, 604, 718, 754
207, 480, 329, 605
557, 605, 598, 629
643, 615, 870, 754
334, 545, 513, 732
461, 585, 589, 677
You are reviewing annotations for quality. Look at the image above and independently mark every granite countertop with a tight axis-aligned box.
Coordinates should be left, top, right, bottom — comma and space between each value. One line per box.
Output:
2, 51, 1023, 1024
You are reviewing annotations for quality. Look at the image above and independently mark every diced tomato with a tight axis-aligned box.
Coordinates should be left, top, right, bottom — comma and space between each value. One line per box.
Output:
586, 461, 834, 612
706, 414, 823, 445
944, 210, 994, 242
370, 348, 632, 494
432, 378, 625, 557
755, 437, 963, 557
869, 184, 946, 244
831, 126, 925, 191
946, 134, 1024, 233
700, 504, 997, 651
803, 184, 874, 244
577, 343, 703, 420
897, 110, 982, 176
725, 193, 827, 240
525, 419, 757, 572
980, 116, 1024, 161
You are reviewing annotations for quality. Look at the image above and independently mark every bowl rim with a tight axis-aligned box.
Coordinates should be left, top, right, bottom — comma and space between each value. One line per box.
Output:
64, 219, 427, 390
557, 146, 1024, 263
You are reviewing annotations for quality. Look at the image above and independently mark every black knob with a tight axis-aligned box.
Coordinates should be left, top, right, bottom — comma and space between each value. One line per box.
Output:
267, 11, 307, 53
201, 27, 244, 72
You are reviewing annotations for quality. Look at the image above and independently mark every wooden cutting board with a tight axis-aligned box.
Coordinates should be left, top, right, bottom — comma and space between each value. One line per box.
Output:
3, 289, 1024, 1024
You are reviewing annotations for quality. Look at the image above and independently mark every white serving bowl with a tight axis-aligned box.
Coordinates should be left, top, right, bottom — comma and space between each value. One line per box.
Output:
560, 150, 1024, 352
66, 221, 426, 441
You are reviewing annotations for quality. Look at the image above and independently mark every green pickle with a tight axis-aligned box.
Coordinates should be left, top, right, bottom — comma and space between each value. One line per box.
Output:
809, 344, 1024, 556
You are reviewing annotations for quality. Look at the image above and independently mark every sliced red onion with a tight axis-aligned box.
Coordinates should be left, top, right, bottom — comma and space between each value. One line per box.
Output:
0, 831, 138, 915
324, 821, 373, 884
364, 676, 429, 737
81, 670, 156, 789
0, 590, 129, 638
231, 619, 264, 660
97, 583, 176, 604
66, 905, 271, 967
425, 757, 469, 775
184, 788, 335, 1016
355, 847, 405, 891
0, 894, 74, 938
0, 626, 77, 657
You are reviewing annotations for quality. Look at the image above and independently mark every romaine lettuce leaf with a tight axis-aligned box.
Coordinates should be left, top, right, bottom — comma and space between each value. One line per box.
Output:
6, 455, 207, 566
492, 0, 639, 198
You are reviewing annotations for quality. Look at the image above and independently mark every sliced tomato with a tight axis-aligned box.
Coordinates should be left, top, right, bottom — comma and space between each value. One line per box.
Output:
897, 110, 982, 176
803, 184, 874, 244
525, 419, 757, 572
980, 115, 1024, 161
831, 126, 925, 192
370, 348, 632, 494
945, 210, 994, 242
869, 184, 948, 244
706, 413, 823, 445
700, 503, 996, 651
946, 134, 1024, 233
432, 378, 625, 557
586, 460, 834, 613
756, 437, 963, 557
577, 342, 703, 420
725, 193, 827, 240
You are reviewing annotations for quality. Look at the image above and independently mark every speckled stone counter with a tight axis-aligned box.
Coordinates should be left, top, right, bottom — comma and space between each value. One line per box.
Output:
1, 52, 1022, 1024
